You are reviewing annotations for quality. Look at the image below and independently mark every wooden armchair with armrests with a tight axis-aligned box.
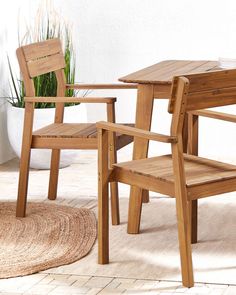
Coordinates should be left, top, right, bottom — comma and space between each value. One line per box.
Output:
97, 69, 236, 287
16, 38, 136, 224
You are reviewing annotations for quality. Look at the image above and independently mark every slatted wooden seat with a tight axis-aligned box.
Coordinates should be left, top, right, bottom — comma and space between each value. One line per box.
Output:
32, 123, 133, 149
97, 69, 236, 287
114, 154, 236, 192
16, 38, 137, 224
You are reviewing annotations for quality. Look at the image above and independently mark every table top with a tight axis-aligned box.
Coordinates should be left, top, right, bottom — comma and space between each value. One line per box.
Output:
119, 60, 219, 84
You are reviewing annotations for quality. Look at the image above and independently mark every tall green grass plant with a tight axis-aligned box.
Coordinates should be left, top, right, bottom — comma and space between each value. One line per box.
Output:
7, 0, 79, 109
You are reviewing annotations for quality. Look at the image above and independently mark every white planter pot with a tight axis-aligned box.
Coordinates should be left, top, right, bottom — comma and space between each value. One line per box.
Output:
7, 104, 87, 169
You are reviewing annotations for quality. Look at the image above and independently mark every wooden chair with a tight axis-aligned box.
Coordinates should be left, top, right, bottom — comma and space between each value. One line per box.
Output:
16, 38, 136, 223
97, 69, 236, 287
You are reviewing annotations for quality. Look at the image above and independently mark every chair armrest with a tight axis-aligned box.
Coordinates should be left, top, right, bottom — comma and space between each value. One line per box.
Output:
189, 110, 236, 123
24, 97, 116, 104
66, 83, 137, 89
96, 121, 177, 143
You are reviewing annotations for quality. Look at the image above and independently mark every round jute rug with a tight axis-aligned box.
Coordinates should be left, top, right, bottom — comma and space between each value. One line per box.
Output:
0, 202, 97, 278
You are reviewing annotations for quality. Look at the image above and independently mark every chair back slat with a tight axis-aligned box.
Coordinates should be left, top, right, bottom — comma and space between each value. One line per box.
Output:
22, 38, 62, 61
186, 86, 236, 110
16, 38, 66, 123
169, 69, 236, 113
27, 52, 65, 78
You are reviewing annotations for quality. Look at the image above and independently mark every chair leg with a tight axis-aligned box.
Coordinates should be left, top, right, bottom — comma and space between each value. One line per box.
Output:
142, 189, 149, 203
108, 135, 120, 225
176, 197, 194, 287
191, 200, 198, 244
98, 176, 109, 264
16, 102, 34, 218
110, 182, 120, 225
127, 186, 143, 234
16, 147, 31, 217
98, 129, 109, 264
48, 149, 60, 200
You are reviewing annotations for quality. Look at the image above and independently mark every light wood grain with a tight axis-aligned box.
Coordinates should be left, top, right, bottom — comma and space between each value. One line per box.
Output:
128, 84, 154, 230
48, 67, 65, 201
96, 121, 177, 143
107, 103, 120, 226
189, 109, 236, 123
16, 38, 135, 220
119, 60, 218, 84
16, 102, 34, 217
24, 97, 116, 103
101, 69, 236, 287
22, 38, 61, 61
27, 52, 65, 78
98, 129, 109, 264
188, 113, 199, 244
66, 83, 137, 89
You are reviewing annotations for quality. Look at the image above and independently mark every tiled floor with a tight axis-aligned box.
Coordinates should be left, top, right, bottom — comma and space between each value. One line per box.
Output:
0, 149, 236, 294
0, 273, 233, 294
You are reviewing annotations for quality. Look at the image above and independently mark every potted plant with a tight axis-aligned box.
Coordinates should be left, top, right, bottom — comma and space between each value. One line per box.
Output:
6, 2, 87, 169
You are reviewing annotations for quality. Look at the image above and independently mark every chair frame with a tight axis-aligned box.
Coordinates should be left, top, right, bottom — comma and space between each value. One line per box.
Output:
97, 69, 236, 287
16, 38, 137, 224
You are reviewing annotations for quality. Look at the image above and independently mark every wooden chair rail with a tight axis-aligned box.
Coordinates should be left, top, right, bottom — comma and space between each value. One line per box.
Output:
66, 83, 138, 89
24, 96, 116, 104
189, 109, 236, 123
96, 121, 177, 143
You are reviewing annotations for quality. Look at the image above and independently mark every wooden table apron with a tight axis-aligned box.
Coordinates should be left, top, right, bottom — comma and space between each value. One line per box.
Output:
119, 60, 219, 234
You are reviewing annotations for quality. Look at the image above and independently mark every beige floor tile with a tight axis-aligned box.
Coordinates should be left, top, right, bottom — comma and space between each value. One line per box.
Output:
98, 287, 124, 294
72, 277, 93, 287
86, 288, 103, 295
48, 285, 90, 294
84, 277, 113, 288
155, 281, 180, 293
24, 284, 56, 294
186, 284, 211, 294
0, 274, 47, 293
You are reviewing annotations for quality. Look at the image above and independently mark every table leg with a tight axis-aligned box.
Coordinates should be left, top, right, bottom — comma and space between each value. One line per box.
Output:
128, 84, 154, 234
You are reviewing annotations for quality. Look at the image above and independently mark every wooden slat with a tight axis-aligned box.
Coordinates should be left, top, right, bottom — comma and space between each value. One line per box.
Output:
189, 109, 236, 123
22, 38, 62, 61
186, 87, 236, 110
27, 52, 65, 77
111, 167, 175, 197
119, 60, 176, 83
96, 121, 177, 143
186, 68, 236, 93
33, 123, 135, 151
119, 60, 218, 84
169, 69, 236, 112
33, 123, 94, 138
189, 178, 236, 200
24, 97, 116, 103
113, 154, 236, 188
66, 83, 138, 89
31, 136, 98, 149
148, 60, 208, 83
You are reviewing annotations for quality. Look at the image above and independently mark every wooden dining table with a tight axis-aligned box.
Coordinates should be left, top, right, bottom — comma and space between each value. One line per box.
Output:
119, 60, 219, 234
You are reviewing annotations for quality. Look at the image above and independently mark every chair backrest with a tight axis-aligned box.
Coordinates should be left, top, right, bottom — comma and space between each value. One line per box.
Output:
16, 38, 66, 121
169, 69, 236, 112
169, 69, 236, 137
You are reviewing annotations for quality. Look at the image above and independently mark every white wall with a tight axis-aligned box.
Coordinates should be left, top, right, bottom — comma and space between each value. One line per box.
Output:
54, 0, 236, 162
0, 0, 28, 163
2, 0, 236, 162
